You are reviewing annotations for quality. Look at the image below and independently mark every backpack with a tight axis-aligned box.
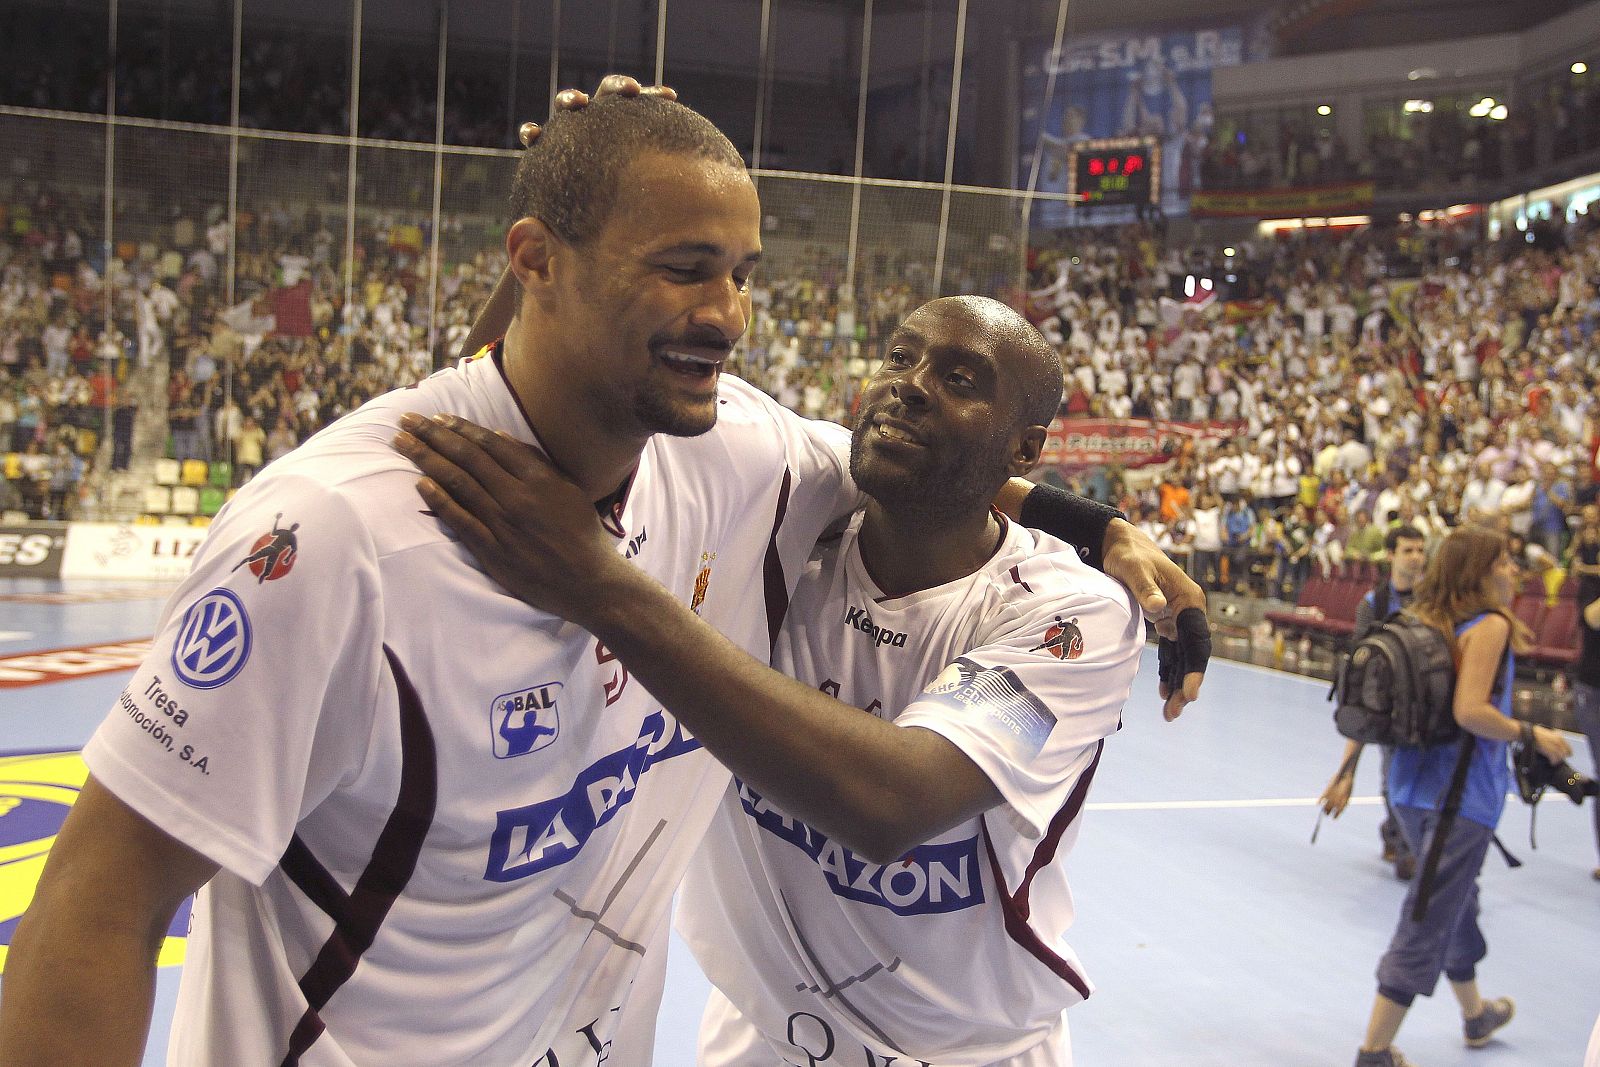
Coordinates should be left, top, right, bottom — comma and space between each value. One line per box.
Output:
1332, 615, 1460, 748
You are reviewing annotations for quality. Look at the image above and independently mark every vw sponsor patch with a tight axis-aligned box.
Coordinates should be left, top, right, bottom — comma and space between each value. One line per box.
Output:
171, 588, 253, 690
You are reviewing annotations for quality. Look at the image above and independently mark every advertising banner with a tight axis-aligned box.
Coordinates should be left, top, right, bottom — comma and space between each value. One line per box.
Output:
1043, 418, 1244, 470
0, 523, 69, 579
1189, 180, 1376, 218
1019, 26, 1250, 225
60, 523, 210, 581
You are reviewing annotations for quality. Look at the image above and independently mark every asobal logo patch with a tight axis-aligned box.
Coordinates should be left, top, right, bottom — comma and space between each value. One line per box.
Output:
492, 682, 562, 758
172, 588, 252, 689
0, 750, 190, 970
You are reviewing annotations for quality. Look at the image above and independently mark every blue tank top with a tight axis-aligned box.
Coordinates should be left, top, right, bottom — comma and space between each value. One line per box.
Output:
1387, 613, 1513, 829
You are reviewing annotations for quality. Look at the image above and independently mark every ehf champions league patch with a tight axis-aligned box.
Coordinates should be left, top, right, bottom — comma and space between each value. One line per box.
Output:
0, 750, 190, 970
922, 657, 1057, 757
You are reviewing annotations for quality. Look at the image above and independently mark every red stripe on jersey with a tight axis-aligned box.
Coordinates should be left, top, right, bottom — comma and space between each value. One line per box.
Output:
978, 739, 1103, 1000
762, 467, 794, 651
280, 647, 438, 1064
1014, 739, 1102, 913
1009, 565, 1033, 594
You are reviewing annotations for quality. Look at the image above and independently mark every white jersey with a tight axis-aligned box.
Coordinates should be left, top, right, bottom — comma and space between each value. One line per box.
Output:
678, 512, 1144, 1066
83, 350, 857, 1067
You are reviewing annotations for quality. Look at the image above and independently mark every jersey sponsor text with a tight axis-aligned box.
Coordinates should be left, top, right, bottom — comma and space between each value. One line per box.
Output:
736, 780, 983, 915
486, 710, 702, 881
843, 605, 908, 649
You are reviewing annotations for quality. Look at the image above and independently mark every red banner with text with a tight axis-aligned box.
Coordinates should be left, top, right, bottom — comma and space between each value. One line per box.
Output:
1042, 417, 1244, 470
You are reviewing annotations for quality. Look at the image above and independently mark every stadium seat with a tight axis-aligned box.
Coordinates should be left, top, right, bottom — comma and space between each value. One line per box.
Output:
1511, 591, 1547, 637
199, 486, 226, 517
1530, 598, 1579, 667
153, 458, 180, 486
143, 486, 172, 514
170, 486, 199, 515
209, 461, 233, 488
2, 454, 18, 480
181, 459, 209, 487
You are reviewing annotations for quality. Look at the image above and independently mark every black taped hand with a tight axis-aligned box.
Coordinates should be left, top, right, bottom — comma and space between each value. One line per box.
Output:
1156, 607, 1211, 721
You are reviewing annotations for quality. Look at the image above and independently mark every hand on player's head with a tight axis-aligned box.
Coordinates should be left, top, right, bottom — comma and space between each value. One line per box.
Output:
520, 76, 679, 148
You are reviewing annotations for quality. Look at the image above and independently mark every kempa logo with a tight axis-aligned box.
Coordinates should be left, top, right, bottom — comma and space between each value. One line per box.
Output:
843, 605, 907, 648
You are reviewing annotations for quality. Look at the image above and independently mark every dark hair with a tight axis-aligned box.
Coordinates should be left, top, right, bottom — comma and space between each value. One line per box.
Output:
1018, 332, 1065, 430
916, 297, 1062, 429
1385, 523, 1425, 552
509, 94, 745, 247
1411, 525, 1531, 653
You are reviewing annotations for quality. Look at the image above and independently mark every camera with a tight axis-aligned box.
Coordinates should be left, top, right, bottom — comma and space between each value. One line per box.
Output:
1514, 745, 1600, 806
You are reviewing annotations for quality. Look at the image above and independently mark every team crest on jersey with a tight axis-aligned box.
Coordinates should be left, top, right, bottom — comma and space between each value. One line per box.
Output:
172, 588, 253, 690
1030, 616, 1084, 660
232, 513, 300, 583
492, 682, 562, 758
0, 750, 190, 971
690, 552, 716, 615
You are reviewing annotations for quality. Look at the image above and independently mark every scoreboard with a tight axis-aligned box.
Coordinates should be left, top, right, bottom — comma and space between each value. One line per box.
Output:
1068, 138, 1159, 207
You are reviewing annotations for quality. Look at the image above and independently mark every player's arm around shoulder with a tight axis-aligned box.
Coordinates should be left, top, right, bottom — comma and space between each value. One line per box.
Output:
0, 776, 218, 1065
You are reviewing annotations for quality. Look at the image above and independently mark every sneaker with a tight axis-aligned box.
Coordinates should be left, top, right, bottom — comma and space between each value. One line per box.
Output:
1394, 854, 1416, 881
1382, 842, 1398, 863
1591, 867, 1599, 882
1355, 1048, 1418, 1067
1464, 996, 1515, 1048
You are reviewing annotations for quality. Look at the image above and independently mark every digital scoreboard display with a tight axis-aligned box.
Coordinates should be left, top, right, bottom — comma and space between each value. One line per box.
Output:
1068, 138, 1159, 207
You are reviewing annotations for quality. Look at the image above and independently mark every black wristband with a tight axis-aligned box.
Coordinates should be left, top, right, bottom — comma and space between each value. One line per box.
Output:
1519, 721, 1534, 748
1018, 483, 1126, 573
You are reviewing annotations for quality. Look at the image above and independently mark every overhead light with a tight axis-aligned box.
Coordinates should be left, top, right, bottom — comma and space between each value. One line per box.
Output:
1403, 99, 1434, 113
1469, 97, 1495, 117
1223, 246, 1236, 257
1574, 62, 1589, 75
1490, 104, 1508, 120
1407, 68, 1438, 81
1316, 104, 1332, 116
1200, 278, 1214, 291
1184, 275, 1196, 298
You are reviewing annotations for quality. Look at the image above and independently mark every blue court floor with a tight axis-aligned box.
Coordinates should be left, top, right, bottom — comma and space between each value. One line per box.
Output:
0, 576, 1596, 1066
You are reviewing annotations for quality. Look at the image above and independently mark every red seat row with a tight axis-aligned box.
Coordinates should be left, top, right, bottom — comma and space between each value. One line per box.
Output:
1265, 569, 1582, 668
1263, 570, 1378, 639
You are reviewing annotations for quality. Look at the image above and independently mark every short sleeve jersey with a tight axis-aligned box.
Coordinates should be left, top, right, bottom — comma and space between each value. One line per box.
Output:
677, 512, 1144, 1065
83, 351, 858, 1067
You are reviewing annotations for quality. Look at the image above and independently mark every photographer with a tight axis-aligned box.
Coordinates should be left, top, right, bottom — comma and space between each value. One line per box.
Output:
1354, 526, 1572, 1067
1320, 524, 1428, 880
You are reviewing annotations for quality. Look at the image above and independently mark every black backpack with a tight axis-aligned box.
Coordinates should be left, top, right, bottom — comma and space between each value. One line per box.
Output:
1333, 615, 1460, 748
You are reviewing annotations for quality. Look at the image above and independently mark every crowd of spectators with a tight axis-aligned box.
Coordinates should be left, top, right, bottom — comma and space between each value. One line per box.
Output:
0, 179, 507, 519
5, 141, 1600, 610
0, 174, 988, 519
1024, 210, 1600, 603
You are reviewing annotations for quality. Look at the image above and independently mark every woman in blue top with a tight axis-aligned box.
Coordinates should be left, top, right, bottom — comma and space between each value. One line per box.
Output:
1355, 526, 1573, 1067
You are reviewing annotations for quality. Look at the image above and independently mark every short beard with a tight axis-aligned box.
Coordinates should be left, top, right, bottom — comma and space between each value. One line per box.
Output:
849, 420, 1008, 523
632, 383, 719, 438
